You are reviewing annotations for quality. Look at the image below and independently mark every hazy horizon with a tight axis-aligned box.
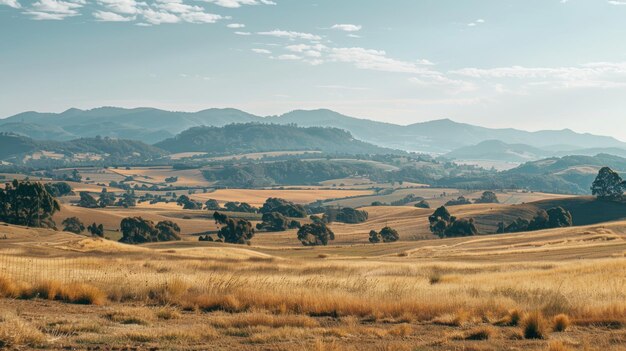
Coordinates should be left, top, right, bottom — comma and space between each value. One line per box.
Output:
2, 0, 626, 139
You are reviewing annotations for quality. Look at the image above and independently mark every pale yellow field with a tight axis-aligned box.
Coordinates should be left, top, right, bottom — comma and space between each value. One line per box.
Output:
109, 166, 213, 187
191, 188, 374, 206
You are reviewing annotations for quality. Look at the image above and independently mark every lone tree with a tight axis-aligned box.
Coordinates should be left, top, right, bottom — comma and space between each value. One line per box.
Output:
205, 199, 221, 210
591, 167, 624, 199
78, 192, 99, 208
119, 217, 181, 244
428, 206, 477, 238
213, 211, 255, 244
297, 222, 335, 246
475, 191, 499, 204
369, 230, 381, 243
98, 188, 115, 208
0, 179, 60, 228
379, 226, 400, 242
177, 195, 202, 210
62, 217, 85, 234
87, 222, 105, 237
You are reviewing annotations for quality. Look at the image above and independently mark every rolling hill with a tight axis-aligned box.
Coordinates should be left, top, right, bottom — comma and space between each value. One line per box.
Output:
0, 133, 166, 164
154, 123, 401, 155
3, 107, 626, 153
445, 140, 550, 162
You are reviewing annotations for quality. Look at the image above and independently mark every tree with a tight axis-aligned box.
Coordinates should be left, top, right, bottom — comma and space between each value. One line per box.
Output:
379, 226, 400, 242
444, 218, 477, 237
414, 200, 430, 209
323, 207, 368, 224
224, 201, 257, 213
119, 217, 181, 244
177, 195, 201, 210
547, 207, 573, 228
445, 196, 472, 206
116, 191, 136, 208
256, 212, 300, 232
260, 198, 307, 218
475, 191, 499, 204
98, 188, 115, 208
0, 179, 60, 228
427, 206, 477, 238
591, 167, 624, 199
78, 192, 99, 208
297, 222, 335, 246
62, 217, 85, 234
87, 222, 105, 237
205, 199, 221, 210
44, 182, 73, 197
428, 206, 452, 237
368, 230, 381, 243
213, 211, 255, 244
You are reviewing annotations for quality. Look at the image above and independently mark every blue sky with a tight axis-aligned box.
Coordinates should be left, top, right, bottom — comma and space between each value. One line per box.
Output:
2, 0, 626, 139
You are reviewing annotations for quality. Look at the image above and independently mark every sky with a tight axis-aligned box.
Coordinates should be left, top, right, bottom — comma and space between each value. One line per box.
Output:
1, 0, 626, 140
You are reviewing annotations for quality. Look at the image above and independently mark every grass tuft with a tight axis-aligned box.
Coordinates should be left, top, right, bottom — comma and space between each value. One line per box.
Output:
521, 311, 548, 339
552, 313, 570, 332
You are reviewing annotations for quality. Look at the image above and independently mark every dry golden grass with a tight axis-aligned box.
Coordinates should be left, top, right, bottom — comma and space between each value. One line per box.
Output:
0, 276, 106, 305
0, 312, 47, 348
547, 341, 573, 351
522, 311, 549, 339
191, 188, 373, 206
553, 313, 571, 332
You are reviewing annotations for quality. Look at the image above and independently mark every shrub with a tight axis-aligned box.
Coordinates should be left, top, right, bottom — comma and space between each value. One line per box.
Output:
414, 200, 430, 209
475, 191, 499, 204
552, 314, 570, 332
522, 311, 548, 339
323, 207, 368, 224
464, 326, 494, 340
368, 230, 381, 243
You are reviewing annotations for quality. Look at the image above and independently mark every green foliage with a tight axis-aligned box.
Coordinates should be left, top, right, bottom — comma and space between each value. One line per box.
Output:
368, 230, 381, 243
155, 123, 396, 155
78, 192, 99, 208
87, 222, 104, 237
498, 207, 573, 234
256, 212, 300, 232
428, 206, 477, 238
62, 217, 85, 234
44, 182, 73, 197
414, 200, 431, 209
297, 222, 335, 246
224, 201, 257, 213
591, 167, 624, 198
445, 196, 472, 206
98, 188, 115, 208
177, 195, 202, 210
475, 191, 499, 204
213, 211, 255, 244
323, 207, 368, 224
204, 199, 221, 210
116, 191, 136, 208
379, 226, 400, 243
0, 179, 60, 228
119, 217, 181, 244
260, 198, 307, 218
390, 194, 423, 206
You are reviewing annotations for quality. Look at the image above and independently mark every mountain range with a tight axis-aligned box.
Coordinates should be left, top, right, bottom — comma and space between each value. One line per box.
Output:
3, 107, 626, 155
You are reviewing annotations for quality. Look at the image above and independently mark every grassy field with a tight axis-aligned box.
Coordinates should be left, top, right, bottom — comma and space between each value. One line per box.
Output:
2, 182, 626, 350
0, 219, 624, 350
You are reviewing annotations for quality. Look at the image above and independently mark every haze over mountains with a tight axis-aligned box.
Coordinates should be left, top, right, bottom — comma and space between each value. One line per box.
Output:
3, 107, 626, 157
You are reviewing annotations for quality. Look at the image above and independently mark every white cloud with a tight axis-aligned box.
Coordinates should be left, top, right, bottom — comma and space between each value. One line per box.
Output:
328, 47, 426, 74
93, 10, 134, 21
252, 48, 271, 54
408, 75, 476, 94
24, 0, 84, 19
331, 24, 362, 32
608, 0, 626, 5
0, 0, 21, 9
141, 8, 180, 24
277, 54, 301, 60
234, 31, 251, 35
227, 23, 245, 28
97, 0, 142, 14
180, 11, 223, 23
468, 19, 485, 27
258, 29, 322, 41
202, 0, 275, 8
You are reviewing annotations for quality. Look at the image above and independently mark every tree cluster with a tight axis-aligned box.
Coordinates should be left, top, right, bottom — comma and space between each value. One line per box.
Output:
260, 198, 307, 218
497, 207, 573, 234
256, 212, 301, 232
44, 182, 73, 197
87, 222, 105, 237
474, 191, 499, 204
62, 217, 85, 234
444, 196, 472, 206
591, 167, 625, 199
119, 217, 181, 244
224, 201, 258, 213
428, 206, 478, 238
0, 179, 60, 228
369, 226, 399, 243
323, 207, 368, 224
213, 211, 255, 244
297, 222, 335, 246
177, 195, 202, 210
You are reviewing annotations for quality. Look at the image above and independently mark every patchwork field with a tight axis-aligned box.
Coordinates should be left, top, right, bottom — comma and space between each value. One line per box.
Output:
191, 188, 374, 207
